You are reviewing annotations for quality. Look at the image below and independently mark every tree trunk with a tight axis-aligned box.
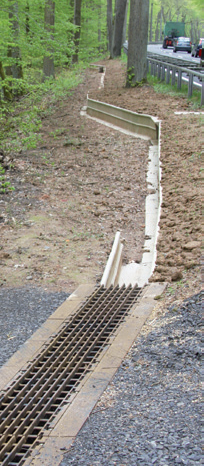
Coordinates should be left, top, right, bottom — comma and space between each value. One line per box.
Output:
25, 1, 30, 35
8, 1, 23, 80
0, 62, 12, 100
155, 11, 160, 42
112, 0, 127, 58
72, 0, 82, 64
43, 0, 55, 80
149, 2, 153, 42
122, 0, 129, 46
98, 0, 101, 51
127, 0, 149, 86
107, 0, 113, 54
162, 9, 166, 24
159, 7, 163, 41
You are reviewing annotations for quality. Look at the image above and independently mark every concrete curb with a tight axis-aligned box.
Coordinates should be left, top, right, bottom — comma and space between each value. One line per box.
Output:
82, 84, 162, 289
87, 97, 159, 141
101, 231, 123, 288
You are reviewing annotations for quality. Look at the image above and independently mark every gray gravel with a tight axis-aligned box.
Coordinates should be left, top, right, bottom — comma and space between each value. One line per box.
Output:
0, 286, 69, 366
59, 291, 202, 466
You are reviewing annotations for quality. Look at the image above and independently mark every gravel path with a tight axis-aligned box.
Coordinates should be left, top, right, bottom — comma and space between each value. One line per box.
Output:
0, 287, 69, 366
59, 291, 202, 466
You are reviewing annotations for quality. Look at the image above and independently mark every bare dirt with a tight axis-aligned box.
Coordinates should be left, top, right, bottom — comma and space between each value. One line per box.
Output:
0, 58, 202, 303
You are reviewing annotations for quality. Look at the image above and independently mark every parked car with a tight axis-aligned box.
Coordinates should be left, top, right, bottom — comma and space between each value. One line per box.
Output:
191, 38, 204, 57
199, 46, 204, 67
173, 37, 191, 53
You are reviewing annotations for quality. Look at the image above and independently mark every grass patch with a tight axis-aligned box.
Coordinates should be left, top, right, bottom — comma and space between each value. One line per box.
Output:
147, 73, 202, 107
0, 164, 15, 193
120, 52, 202, 108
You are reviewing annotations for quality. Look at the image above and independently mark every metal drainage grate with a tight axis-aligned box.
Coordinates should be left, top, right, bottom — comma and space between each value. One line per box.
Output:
0, 284, 142, 465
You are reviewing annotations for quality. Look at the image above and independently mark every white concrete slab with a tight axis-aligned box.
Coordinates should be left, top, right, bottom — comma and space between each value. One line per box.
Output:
119, 142, 162, 288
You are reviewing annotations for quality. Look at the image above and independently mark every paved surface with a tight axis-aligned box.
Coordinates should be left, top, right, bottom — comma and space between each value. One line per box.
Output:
0, 286, 69, 366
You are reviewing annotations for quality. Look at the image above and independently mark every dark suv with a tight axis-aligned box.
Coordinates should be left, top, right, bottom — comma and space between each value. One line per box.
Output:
173, 37, 191, 53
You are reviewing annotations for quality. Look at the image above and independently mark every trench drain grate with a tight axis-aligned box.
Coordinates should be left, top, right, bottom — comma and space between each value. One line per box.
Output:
0, 284, 142, 465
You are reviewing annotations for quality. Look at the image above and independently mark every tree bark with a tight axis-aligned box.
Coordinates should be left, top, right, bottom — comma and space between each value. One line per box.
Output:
149, 2, 153, 42
0, 62, 12, 100
25, 1, 30, 35
122, 0, 129, 46
43, 0, 55, 80
112, 0, 127, 57
126, 0, 149, 86
8, 1, 23, 80
155, 10, 160, 42
107, 0, 113, 54
159, 7, 163, 41
72, 0, 82, 64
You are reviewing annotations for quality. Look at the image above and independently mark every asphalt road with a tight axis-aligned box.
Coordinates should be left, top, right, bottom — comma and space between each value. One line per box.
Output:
147, 43, 203, 89
147, 43, 200, 64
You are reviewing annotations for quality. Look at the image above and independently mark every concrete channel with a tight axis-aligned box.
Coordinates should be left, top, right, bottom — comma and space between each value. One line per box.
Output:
0, 65, 165, 466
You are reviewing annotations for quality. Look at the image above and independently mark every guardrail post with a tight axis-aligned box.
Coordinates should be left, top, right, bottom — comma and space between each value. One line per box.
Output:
171, 67, 176, 86
166, 65, 170, 84
188, 74, 193, 98
146, 55, 202, 102
201, 79, 204, 106
161, 64, 165, 81
157, 63, 161, 80
177, 69, 182, 90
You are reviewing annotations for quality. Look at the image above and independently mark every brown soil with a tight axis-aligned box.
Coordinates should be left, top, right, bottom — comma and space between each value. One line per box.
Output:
0, 58, 202, 303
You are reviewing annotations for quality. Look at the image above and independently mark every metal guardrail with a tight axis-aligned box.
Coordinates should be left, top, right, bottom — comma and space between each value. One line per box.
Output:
147, 51, 203, 70
147, 56, 204, 105
123, 43, 204, 105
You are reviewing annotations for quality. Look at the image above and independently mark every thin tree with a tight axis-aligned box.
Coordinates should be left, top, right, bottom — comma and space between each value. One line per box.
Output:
149, 2, 153, 42
0, 62, 12, 100
107, 0, 113, 54
122, 0, 129, 45
43, 0, 55, 80
72, 0, 82, 64
111, 0, 127, 57
7, 0, 23, 80
126, 0, 149, 86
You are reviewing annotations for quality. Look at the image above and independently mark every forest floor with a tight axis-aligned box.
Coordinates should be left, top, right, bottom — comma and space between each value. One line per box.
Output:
0, 58, 202, 306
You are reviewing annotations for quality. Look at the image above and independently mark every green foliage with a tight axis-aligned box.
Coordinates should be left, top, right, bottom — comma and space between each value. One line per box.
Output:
0, 164, 14, 193
0, 0, 108, 92
149, 0, 203, 41
0, 62, 91, 156
127, 66, 147, 87
127, 66, 135, 86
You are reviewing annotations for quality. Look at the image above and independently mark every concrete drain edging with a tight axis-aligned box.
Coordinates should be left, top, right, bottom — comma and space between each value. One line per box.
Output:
81, 91, 161, 289
100, 231, 124, 288
22, 281, 166, 466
